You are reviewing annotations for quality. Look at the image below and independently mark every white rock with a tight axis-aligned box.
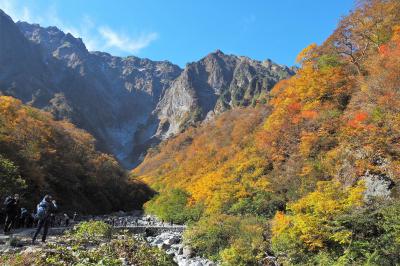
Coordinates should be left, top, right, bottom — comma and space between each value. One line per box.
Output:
183, 246, 194, 258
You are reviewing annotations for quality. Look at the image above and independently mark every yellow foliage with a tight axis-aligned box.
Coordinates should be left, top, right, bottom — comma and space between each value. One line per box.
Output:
272, 181, 365, 251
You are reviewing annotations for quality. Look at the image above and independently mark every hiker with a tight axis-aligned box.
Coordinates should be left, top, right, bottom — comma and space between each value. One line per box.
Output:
19, 207, 29, 228
3, 194, 20, 233
64, 213, 70, 227
73, 212, 78, 222
32, 195, 57, 244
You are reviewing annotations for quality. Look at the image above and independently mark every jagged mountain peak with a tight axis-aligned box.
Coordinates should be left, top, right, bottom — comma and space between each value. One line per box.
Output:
155, 50, 294, 140
17, 21, 88, 55
0, 9, 293, 168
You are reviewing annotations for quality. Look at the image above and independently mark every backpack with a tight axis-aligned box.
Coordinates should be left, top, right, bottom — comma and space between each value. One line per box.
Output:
36, 204, 47, 220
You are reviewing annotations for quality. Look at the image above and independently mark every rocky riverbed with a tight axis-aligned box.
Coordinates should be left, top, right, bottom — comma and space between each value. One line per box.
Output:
147, 231, 215, 266
0, 213, 217, 266
100, 213, 217, 266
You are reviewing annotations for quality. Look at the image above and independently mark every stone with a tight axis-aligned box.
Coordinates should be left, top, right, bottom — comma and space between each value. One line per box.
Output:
178, 246, 184, 255
157, 243, 170, 250
164, 235, 181, 245
183, 246, 194, 258
189, 261, 203, 266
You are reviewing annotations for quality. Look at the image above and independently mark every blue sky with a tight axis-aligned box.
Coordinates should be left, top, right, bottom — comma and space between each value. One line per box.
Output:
0, 0, 355, 67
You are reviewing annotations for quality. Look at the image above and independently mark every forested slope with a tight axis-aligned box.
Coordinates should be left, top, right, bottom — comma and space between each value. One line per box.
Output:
0, 96, 152, 213
134, 0, 400, 264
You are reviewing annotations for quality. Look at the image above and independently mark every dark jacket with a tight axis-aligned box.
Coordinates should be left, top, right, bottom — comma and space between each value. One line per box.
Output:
4, 196, 18, 214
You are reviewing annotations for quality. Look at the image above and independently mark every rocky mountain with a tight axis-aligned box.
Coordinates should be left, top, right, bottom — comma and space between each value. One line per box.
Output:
0, 9, 294, 168
155, 50, 294, 138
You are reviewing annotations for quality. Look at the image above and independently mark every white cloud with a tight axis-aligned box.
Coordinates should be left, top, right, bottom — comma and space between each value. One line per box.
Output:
0, 0, 158, 55
99, 26, 158, 54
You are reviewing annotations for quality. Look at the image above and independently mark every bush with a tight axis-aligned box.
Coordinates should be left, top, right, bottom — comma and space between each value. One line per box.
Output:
228, 191, 285, 218
70, 221, 112, 242
0, 223, 175, 266
145, 189, 203, 224
271, 180, 400, 265
184, 214, 267, 265
0, 155, 26, 198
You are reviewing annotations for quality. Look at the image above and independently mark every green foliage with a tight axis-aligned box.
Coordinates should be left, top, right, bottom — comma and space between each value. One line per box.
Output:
70, 221, 112, 242
184, 214, 267, 265
145, 189, 203, 223
0, 221, 175, 266
333, 201, 400, 265
228, 191, 285, 218
271, 181, 400, 265
271, 181, 365, 263
0, 154, 26, 198
317, 54, 342, 69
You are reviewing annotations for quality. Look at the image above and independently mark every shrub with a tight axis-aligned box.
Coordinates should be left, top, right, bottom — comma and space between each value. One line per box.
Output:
0, 155, 26, 198
0, 225, 175, 266
184, 214, 266, 264
145, 189, 203, 224
70, 221, 112, 242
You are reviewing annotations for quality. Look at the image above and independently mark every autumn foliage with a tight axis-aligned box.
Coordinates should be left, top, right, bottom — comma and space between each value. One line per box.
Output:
0, 96, 152, 213
135, 0, 400, 264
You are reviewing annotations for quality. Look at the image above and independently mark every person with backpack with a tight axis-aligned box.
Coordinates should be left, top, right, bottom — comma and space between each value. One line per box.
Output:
32, 195, 57, 244
3, 194, 19, 233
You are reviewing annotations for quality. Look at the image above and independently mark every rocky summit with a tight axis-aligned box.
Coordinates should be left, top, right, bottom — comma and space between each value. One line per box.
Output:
0, 9, 293, 168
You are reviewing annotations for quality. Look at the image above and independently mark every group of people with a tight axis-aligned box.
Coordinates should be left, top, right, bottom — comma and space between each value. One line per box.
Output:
2, 194, 78, 243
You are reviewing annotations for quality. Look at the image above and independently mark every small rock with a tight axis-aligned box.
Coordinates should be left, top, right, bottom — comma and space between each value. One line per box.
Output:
119, 257, 128, 266
183, 246, 194, 258
178, 246, 183, 255
157, 243, 170, 250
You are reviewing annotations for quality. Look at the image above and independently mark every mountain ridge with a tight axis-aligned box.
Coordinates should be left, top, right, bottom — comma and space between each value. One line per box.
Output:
0, 9, 294, 168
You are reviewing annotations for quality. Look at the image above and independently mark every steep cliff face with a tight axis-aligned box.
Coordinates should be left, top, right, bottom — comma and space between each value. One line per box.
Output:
0, 11, 182, 167
0, 9, 293, 168
0, 10, 52, 106
155, 50, 294, 138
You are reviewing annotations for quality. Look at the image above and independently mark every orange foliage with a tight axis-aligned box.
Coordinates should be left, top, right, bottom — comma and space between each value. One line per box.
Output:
0, 96, 151, 213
